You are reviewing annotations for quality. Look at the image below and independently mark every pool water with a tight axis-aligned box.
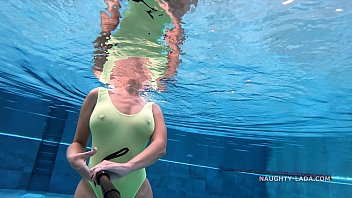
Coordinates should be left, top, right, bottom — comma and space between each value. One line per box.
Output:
0, 0, 351, 197
0, 189, 72, 198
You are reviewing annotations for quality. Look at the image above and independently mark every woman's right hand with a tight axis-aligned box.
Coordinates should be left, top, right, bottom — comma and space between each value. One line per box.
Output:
67, 147, 97, 181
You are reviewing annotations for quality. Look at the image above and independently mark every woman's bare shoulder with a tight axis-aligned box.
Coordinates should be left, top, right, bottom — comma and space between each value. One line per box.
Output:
151, 102, 163, 114
83, 87, 100, 106
88, 87, 100, 96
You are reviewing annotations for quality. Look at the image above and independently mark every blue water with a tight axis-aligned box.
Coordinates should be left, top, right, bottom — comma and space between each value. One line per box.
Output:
0, 0, 352, 197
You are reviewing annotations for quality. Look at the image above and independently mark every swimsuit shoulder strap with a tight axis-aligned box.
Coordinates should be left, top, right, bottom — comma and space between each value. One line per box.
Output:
97, 87, 108, 102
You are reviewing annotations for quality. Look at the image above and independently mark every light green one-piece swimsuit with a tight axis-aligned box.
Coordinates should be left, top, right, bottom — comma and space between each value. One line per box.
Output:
88, 87, 155, 198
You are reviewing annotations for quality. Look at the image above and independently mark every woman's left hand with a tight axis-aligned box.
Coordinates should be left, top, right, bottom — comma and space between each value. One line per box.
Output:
90, 160, 132, 183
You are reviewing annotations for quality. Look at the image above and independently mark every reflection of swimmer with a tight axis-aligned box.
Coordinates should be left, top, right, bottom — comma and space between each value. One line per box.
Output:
92, 0, 121, 78
92, 0, 197, 91
67, 57, 167, 197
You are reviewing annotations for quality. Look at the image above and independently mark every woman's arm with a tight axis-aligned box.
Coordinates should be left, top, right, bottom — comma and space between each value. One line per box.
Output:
93, 0, 121, 78
156, 0, 198, 90
127, 103, 167, 171
66, 88, 99, 180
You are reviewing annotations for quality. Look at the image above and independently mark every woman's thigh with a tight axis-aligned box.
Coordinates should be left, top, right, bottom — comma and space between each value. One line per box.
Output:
135, 178, 153, 198
74, 179, 96, 198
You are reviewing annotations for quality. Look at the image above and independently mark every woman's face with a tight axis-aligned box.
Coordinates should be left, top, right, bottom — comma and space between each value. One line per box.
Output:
109, 57, 152, 88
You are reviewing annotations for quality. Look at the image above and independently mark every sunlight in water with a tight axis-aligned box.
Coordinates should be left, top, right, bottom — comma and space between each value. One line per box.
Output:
282, 0, 294, 5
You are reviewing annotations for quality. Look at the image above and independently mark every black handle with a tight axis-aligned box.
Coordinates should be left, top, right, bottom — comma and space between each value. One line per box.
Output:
96, 170, 121, 198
